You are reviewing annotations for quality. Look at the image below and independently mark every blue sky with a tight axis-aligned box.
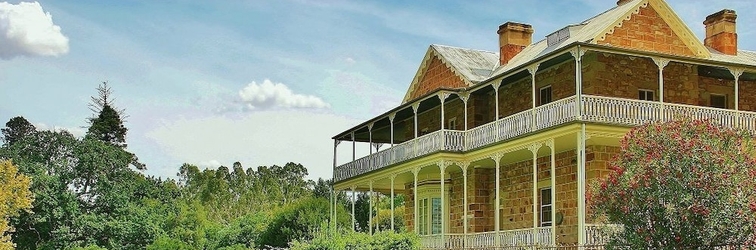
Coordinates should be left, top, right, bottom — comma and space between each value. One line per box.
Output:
1, 0, 754, 180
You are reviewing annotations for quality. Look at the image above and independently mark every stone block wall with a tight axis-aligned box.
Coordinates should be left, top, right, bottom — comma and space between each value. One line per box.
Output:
583, 52, 658, 100
409, 55, 467, 101
597, 4, 695, 57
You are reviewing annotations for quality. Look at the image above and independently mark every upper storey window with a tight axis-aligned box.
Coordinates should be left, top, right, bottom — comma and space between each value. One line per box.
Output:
710, 94, 727, 109
638, 89, 655, 101
540, 86, 552, 105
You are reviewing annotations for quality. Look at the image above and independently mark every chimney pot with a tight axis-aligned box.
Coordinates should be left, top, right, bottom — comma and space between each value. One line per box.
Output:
498, 22, 534, 65
704, 9, 737, 55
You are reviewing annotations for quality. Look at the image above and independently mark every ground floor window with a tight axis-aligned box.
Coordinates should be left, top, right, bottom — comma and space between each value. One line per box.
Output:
540, 187, 552, 227
418, 197, 442, 235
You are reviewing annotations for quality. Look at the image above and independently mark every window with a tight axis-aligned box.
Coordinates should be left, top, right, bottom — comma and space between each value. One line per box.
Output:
419, 198, 428, 235
448, 117, 457, 130
418, 197, 442, 235
638, 89, 654, 101
540, 188, 552, 227
710, 94, 727, 109
540, 86, 552, 105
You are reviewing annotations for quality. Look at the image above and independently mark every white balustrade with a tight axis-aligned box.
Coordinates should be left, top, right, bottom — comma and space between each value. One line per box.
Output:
535, 96, 578, 130
499, 228, 535, 246
466, 120, 497, 150
497, 109, 532, 142
335, 95, 756, 182
585, 224, 623, 246
443, 130, 465, 152
467, 232, 496, 248
444, 234, 465, 249
420, 234, 443, 249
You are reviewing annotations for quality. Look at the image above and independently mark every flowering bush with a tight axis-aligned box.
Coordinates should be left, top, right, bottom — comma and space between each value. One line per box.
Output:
589, 119, 756, 248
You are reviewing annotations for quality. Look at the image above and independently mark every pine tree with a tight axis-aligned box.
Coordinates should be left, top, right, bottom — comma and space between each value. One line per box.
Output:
86, 81, 128, 148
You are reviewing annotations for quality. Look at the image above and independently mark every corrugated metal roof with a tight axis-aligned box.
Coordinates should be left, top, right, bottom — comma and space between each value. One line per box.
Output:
431, 44, 499, 84
491, 0, 645, 76
710, 49, 756, 66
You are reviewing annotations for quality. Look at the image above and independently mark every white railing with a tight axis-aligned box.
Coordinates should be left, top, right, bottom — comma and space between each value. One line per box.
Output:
421, 227, 556, 249
585, 224, 623, 246
468, 231, 496, 248
444, 130, 465, 151
445, 234, 465, 249
466, 119, 497, 150
497, 109, 533, 143
420, 234, 443, 249
335, 95, 756, 182
535, 96, 578, 130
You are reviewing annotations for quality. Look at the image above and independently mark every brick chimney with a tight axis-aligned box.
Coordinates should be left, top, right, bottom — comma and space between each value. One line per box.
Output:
704, 9, 737, 55
498, 22, 533, 65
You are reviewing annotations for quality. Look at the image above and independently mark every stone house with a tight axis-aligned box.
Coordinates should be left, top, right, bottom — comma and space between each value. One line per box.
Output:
330, 0, 756, 248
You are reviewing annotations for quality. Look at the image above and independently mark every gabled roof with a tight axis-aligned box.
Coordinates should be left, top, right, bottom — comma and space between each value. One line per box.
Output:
493, 0, 713, 76
401, 44, 498, 103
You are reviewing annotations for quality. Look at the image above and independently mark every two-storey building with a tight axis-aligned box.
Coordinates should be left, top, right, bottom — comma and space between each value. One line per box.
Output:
331, 0, 756, 248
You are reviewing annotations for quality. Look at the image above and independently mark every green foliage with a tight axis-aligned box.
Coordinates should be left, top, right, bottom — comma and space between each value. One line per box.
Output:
259, 197, 351, 248
372, 206, 405, 233
147, 236, 193, 250
1, 116, 36, 146
290, 223, 419, 250
86, 82, 128, 149
0, 160, 34, 250
0, 130, 179, 249
589, 119, 756, 248
206, 211, 271, 249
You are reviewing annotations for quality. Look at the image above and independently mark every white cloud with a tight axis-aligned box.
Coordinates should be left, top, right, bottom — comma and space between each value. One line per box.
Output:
145, 110, 367, 181
197, 159, 222, 169
0, 1, 69, 60
238, 79, 330, 110
35, 122, 86, 138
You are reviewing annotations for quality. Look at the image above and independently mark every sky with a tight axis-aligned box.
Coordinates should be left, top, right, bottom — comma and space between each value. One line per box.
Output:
1, 0, 755, 181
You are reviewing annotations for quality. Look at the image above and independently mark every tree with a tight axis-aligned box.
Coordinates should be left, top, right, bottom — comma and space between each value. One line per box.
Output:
589, 119, 756, 248
1, 116, 36, 146
87, 82, 128, 148
0, 160, 33, 250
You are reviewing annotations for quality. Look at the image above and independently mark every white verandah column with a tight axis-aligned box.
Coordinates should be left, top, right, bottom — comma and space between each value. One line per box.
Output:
730, 68, 744, 127
390, 174, 396, 232
547, 139, 556, 245
369, 181, 373, 235
652, 57, 670, 121
570, 47, 585, 118
528, 64, 540, 132
368, 123, 373, 155
529, 143, 543, 245
351, 186, 356, 231
459, 161, 470, 247
577, 125, 587, 245
389, 113, 396, 147
439, 161, 449, 248
413, 167, 420, 234
492, 153, 503, 247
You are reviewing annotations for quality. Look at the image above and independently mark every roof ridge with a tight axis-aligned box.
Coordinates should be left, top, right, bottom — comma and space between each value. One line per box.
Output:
579, 0, 630, 24
431, 44, 497, 54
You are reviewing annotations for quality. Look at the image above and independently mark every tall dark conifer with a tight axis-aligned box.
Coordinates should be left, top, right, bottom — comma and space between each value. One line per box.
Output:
87, 81, 128, 148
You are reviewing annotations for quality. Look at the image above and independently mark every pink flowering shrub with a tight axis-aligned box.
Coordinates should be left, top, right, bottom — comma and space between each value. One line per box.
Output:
589, 119, 756, 248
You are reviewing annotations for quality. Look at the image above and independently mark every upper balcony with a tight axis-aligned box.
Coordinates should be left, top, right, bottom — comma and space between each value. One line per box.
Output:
334, 94, 756, 182
331, 44, 756, 184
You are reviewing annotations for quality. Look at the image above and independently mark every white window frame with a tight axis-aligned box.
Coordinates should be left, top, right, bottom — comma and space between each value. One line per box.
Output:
417, 184, 449, 235
638, 89, 655, 101
540, 187, 552, 227
539, 85, 552, 105
448, 117, 457, 130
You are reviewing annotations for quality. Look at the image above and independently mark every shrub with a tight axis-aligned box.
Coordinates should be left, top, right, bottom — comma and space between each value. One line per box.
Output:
589, 119, 756, 248
258, 197, 351, 248
290, 223, 419, 250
